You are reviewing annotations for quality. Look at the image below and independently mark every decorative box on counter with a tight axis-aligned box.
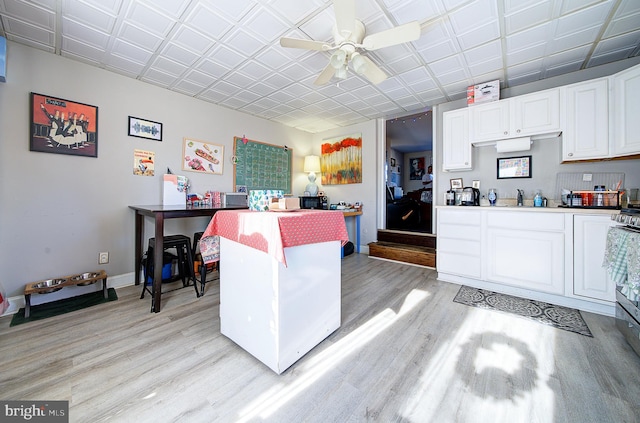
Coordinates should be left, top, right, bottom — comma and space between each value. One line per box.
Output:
268, 197, 300, 211
249, 190, 284, 211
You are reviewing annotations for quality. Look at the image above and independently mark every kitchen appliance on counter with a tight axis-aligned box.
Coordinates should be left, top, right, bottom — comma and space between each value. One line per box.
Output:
460, 187, 479, 206
299, 195, 328, 210
609, 205, 640, 357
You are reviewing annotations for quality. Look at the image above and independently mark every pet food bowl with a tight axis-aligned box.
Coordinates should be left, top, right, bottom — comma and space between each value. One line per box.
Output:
33, 278, 66, 293
71, 272, 101, 286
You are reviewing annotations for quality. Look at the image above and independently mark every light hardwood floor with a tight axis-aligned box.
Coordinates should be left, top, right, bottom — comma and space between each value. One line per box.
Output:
1, 254, 639, 422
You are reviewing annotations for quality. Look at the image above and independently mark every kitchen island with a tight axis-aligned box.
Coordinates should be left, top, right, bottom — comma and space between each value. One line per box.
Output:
436, 205, 618, 316
200, 209, 349, 374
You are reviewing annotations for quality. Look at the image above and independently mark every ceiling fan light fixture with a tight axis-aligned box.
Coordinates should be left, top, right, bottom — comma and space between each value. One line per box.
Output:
330, 49, 347, 69
335, 65, 348, 79
351, 53, 367, 75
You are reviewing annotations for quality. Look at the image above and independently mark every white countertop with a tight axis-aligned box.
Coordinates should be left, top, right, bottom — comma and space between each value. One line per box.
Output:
434, 204, 619, 215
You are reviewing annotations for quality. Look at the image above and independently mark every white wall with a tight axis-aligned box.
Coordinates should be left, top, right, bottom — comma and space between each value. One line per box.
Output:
0, 42, 323, 298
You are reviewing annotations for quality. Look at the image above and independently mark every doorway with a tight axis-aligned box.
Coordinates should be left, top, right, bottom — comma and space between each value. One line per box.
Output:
385, 111, 433, 234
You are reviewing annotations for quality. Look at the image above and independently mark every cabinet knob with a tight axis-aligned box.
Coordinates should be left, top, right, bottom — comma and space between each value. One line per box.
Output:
568, 153, 573, 157
503, 131, 508, 135
465, 162, 468, 165
517, 129, 521, 133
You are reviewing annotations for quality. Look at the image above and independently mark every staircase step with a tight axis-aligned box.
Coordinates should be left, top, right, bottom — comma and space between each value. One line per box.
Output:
377, 229, 436, 249
368, 241, 436, 268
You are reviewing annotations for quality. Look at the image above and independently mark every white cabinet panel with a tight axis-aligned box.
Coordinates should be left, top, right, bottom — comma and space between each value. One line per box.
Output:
470, 89, 560, 143
612, 63, 640, 157
561, 79, 609, 161
442, 108, 471, 171
573, 215, 615, 302
487, 228, 565, 294
470, 101, 509, 142
437, 208, 481, 278
513, 90, 560, 135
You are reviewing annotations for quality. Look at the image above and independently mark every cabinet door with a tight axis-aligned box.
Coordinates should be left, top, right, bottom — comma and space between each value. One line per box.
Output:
470, 101, 510, 142
442, 109, 471, 170
486, 228, 565, 294
485, 212, 565, 294
512, 89, 560, 136
612, 63, 640, 156
573, 215, 615, 302
561, 79, 609, 161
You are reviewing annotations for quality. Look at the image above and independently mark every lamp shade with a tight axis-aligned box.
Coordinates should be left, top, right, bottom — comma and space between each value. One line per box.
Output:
304, 155, 321, 173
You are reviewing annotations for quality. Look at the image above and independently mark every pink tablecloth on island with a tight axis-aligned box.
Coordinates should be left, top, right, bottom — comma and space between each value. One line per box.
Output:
199, 209, 350, 266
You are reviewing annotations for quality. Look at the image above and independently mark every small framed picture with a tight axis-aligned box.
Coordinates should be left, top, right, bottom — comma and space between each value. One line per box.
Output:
497, 156, 532, 179
128, 116, 162, 141
450, 178, 463, 189
472, 180, 480, 189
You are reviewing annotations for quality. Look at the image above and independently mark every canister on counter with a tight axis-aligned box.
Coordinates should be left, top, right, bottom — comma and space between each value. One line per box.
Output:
594, 185, 605, 207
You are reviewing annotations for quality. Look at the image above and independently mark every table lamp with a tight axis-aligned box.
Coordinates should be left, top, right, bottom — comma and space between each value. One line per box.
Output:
304, 155, 321, 196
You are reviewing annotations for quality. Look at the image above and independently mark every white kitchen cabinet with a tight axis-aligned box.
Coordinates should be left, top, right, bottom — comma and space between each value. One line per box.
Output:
573, 214, 615, 302
442, 108, 471, 171
561, 78, 609, 161
470, 89, 560, 142
612, 63, 640, 157
485, 212, 565, 295
436, 208, 481, 278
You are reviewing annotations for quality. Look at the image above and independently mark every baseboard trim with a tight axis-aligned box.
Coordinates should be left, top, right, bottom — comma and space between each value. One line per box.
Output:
437, 272, 615, 317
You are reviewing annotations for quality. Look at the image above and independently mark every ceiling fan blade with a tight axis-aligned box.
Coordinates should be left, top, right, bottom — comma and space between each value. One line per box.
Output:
280, 37, 331, 51
333, 0, 356, 38
358, 56, 388, 85
362, 21, 421, 50
314, 63, 337, 85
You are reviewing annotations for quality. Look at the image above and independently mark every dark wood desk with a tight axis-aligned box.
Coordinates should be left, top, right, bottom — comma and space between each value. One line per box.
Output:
129, 204, 247, 312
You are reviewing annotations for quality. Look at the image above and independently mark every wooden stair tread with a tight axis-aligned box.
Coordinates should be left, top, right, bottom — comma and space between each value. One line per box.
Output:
368, 240, 436, 268
369, 241, 435, 254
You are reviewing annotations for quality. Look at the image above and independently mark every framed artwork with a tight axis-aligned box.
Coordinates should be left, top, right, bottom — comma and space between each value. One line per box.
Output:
409, 157, 425, 180
450, 178, 463, 189
472, 180, 480, 189
128, 116, 162, 141
320, 133, 362, 185
30, 92, 98, 157
182, 138, 224, 174
497, 155, 531, 179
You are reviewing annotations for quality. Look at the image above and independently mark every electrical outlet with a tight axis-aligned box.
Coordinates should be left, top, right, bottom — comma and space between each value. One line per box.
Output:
583, 173, 592, 182
99, 252, 109, 264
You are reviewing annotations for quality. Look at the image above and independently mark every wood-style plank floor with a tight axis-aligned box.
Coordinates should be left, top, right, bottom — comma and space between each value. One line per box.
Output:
1, 254, 639, 422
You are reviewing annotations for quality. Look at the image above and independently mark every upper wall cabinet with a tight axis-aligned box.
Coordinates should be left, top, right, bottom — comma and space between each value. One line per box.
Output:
561, 78, 609, 161
469, 89, 560, 143
612, 63, 640, 157
442, 108, 471, 171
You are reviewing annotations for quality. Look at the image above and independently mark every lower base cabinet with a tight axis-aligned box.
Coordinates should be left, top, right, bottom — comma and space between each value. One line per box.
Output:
437, 207, 615, 314
573, 214, 615, 302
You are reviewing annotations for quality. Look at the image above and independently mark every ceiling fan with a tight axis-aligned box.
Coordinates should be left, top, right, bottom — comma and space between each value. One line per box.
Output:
279, 0, 421, 86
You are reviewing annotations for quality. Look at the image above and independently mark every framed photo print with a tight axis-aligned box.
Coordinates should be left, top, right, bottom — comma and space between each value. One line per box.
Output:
497, 155, 532, 179
30, 92, 98, 157
182, 138, 224, 174
450, 178, 463, 189
128, 116, 162, 141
